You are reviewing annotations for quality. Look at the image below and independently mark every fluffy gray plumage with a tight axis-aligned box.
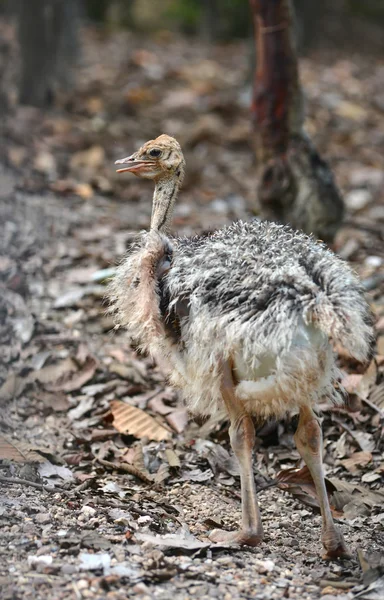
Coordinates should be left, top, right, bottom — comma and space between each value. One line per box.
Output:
110, 219, 373, 419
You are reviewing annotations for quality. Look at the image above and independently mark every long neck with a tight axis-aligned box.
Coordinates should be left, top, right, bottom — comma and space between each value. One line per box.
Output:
150, 172, 183, 232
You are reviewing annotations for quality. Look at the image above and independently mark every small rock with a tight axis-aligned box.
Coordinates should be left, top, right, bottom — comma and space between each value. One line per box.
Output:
345, 189, 371, 211
132, 582, 151, 595
76, 579, 89, 590
137, 515, 152, 525
364, 256, 382, 268
321, 587, 344, 596
216, 556, 234, 566
35, 513, 51, 525
349, 167, 384, 188
28, 555, 53, 568
79, 552, 111, 573
80, 505, 96, 518
34, 151, 56, 177
210, 198, 228, 215
254, 559, 275, 574
61, 564, 77, 575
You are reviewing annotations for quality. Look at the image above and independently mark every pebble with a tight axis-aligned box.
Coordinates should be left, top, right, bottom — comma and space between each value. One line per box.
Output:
80, 505, 96, 518
76, 579, 89, 590
345, 189, 371, 211
216, 556, 234, 566
210, 198, 229, 214
132, 582, 151, 595
137, 515, 152, 524
28, 555, 53, 568
254, 559, 275, 574
61, 564, 77, 575
35, 513, 51, 525
365, 256, 382, 268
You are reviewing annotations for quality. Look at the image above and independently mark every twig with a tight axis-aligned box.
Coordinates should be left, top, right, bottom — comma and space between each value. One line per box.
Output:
362, 397, 384, 418
256, 479, 278, 493
95, 456, 161, 488
332, 416, 369, 449
0, 475, 71, 496
91, 496, 183, 526
72, 479, 94, 494
319, 580, 358, 590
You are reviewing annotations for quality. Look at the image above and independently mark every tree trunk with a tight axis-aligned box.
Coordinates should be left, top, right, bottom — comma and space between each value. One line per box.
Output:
250, 0, 344, 242
17, 0, 79, 108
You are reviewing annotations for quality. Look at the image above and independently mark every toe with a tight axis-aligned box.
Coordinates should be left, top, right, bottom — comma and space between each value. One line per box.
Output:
322, 530, 351, 560
322, 545, 352, 560
209, 528, 262, 547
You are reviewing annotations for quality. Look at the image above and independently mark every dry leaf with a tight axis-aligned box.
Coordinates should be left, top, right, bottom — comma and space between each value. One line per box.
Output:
329, 478, 384, 511
0, 434, 46, 463
377, 336, 384, 356
165, 409, 189, 433
0, 372, 28, 403
35, 390, 70, 412
165, 449, 180, 468
276, 466, 341, 516
148, 394, 173, 415
341, 361, 377, 401
68, 396, 95, 421
44, 356, 98, 392
110, 400, 172, 442
361, 472, 381, 483
109, 362, 146, 385
181, 468, 214, 482
369, 382, 384, 410
196, 440, 240, 477
340, 451, 373, 473
38, 461, 74, 482
154, 462, 171, 484
54, 285, 104, 308
334, 431, 349, 459
342, 373, 363, 395
351, 431, 376, 453
0, 356, 99, 398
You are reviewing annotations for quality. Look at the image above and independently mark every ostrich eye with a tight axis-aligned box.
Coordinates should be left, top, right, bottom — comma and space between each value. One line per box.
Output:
149, 148, 162, 158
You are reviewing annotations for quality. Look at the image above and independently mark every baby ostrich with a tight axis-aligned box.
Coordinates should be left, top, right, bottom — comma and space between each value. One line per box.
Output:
110, 135, 373, 559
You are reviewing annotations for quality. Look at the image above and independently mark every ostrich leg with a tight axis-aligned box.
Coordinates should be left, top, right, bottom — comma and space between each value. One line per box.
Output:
294, 406, 351, 559
209, 362, 263, 546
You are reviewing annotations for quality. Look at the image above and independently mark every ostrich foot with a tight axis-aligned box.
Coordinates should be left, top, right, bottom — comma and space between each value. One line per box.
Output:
322, 529, 351, 560
209, 528, 263, 547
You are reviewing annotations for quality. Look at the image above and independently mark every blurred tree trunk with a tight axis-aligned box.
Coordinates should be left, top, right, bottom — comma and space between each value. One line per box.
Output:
84, 0, 109, 22
17, 0, 80, 107
199, 0, 219, 41
293, 0, 322, 53
250, 0, 344, 242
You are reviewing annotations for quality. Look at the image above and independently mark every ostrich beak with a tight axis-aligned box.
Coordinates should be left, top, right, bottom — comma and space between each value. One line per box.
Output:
115, 155, 151, 174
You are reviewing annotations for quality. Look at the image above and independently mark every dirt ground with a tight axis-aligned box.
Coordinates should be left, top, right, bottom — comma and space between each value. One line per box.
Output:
0, 22, 384, 600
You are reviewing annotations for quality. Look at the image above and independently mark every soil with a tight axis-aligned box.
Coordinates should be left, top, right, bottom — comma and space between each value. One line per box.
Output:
0, 21, 383, 600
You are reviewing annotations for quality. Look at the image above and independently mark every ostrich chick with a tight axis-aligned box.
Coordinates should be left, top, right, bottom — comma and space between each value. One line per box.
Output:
110, 135, 373, 559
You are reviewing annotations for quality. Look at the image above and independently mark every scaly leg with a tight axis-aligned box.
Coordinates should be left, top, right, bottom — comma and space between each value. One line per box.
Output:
294, 406, 351, 559
209, 362, 263, 546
